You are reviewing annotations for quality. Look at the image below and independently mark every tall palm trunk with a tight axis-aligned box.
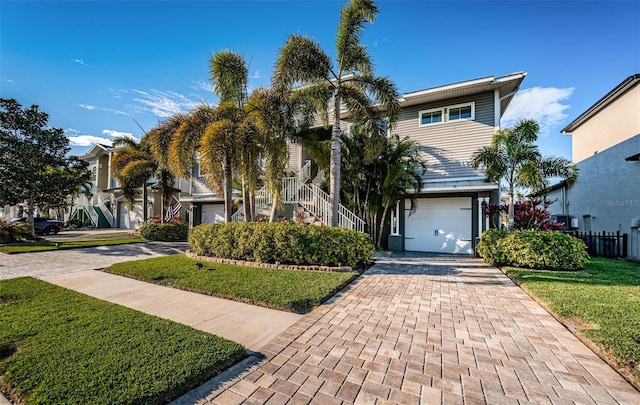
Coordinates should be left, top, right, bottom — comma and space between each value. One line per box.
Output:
329, 89, 341, 227
142, 181, 148, 222
224, 156, 233, 222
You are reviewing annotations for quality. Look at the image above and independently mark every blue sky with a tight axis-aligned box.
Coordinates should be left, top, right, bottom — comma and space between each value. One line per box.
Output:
1, 0, 639, 160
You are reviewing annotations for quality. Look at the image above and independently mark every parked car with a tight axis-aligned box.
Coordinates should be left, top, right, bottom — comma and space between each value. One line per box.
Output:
9, 217, 64, 235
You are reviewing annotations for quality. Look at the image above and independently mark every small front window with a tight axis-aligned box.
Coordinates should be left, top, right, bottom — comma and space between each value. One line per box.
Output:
448, 102, 475, 121
419, 109, 443, 126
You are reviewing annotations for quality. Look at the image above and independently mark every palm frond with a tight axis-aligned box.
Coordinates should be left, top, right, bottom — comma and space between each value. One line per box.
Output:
336, 0, 377, 74
273, 35, 332, 91
210, 50, 249, 107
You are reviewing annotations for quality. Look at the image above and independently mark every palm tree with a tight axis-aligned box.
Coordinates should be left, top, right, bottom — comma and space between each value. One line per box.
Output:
471, 119, 578, 228
110, 134, 175, 222
150, 50, 258, 223
273, 0, 400, 227
374, 135, 426, 248
338, 126, 426, 247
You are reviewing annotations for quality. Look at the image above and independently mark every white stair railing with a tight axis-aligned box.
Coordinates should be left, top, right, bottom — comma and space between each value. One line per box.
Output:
87, 204, 99, 228
230, 163, 365, 232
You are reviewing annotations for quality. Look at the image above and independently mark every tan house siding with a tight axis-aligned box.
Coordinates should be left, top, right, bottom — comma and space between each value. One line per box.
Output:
571, 84, 640, 163
393, 92, 496, 181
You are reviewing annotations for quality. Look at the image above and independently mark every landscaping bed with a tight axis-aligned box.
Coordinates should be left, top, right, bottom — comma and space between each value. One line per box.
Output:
105, 254, 359, 313
0, 277, 246, 404
0, 232, 145, 254
504, 258, 640, 389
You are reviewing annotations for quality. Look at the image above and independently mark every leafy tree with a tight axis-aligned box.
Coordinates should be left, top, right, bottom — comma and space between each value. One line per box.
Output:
0, 98, 91, 236
273, 0, 400, 226
110, 134, 175, 222
470, 119, 578, 228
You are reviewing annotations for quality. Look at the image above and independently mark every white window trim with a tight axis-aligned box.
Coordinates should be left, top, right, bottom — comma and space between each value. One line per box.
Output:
418, 101, 476, 127
418, 108, 445, 127
448, 101, 475, 122
196, 161, 204, 178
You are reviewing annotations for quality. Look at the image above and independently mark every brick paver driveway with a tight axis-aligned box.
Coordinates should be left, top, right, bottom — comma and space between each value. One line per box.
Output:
180, 253, 640, 405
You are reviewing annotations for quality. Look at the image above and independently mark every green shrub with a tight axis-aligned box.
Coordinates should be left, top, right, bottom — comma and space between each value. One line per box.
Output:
475, 228, 509, 265
138, 221, 188, 241
0, 219, 32, 243
188, 222, 374, 267
477, 229, 589, 271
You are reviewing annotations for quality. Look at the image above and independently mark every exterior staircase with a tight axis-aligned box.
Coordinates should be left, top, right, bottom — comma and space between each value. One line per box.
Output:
233, 162, 365, 232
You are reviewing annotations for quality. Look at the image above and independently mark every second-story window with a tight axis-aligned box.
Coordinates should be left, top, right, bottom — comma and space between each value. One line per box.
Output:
419, 109, 443, 126
448, 102, 474, 121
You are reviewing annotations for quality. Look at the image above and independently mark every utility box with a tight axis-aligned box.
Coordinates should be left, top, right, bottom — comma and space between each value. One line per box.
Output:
388, 234, 403, 252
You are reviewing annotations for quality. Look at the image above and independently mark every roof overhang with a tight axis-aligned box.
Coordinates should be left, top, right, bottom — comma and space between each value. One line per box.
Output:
625, 152, 640, 161
398, 72, 527, 117
562, 73, 640, 135
79, 144, 111, 160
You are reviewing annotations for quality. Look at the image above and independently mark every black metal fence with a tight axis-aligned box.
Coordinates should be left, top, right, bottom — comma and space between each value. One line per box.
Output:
565, 231, 628, 258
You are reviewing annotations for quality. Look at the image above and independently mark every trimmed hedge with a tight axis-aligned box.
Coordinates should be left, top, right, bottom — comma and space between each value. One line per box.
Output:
476, 229, 589, 271
188, 222, 374, 268
138, 221, 188, 241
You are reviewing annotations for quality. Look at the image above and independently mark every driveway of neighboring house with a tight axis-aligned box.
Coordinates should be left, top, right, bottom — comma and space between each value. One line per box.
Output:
0, 240, 189, 280
175, 253, 640, 405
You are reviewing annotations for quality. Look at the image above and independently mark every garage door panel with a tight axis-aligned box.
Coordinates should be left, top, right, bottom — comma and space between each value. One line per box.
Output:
405, 197, 473, 254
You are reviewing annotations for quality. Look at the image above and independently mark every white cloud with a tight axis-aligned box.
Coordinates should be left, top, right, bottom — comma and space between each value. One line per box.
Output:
251, 70, 262, 80
72, 58, 89, 66
78, 103, 128, 115
102, 129, 132, 138
192, 80, 215, 93
132, 89, 199, 118
5, 79, 15, 83
502, 86, 574, 136
67, 135, 113, 147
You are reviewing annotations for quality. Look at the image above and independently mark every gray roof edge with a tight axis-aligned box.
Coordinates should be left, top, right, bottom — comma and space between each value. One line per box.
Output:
561, 73, 640, 134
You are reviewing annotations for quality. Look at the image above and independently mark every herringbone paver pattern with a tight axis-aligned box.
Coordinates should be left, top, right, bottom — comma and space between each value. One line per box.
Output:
177, 253, 640, 405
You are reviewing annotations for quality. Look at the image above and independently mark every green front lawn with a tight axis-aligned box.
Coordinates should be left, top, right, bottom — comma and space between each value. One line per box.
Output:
106, 254, 359, 313
0, 232, 145, 254
0, 277, 246, 405
505, 258, 640, 389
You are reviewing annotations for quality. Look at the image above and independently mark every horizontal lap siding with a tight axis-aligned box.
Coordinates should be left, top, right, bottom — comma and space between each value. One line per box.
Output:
393, 92, 495, 181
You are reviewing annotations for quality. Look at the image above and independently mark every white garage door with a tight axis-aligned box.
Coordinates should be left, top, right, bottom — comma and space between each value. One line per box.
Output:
118, 202, 144, 230
201, 204, 225, 224
405, 197, 473, 254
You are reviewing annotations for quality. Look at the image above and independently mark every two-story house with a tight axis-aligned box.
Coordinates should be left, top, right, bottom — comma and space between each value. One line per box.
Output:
545, 74, 640, 259
284, 72, 527, 254
71, 144, 184, 230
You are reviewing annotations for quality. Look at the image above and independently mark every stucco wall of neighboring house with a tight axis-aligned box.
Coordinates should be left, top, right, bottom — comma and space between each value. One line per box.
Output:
394, 92, 495, 182
564, 134, 640, 236
570, 84, 640, 163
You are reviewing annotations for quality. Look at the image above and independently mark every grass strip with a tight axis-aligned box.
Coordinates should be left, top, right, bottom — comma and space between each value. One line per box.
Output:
504, 258, 640, 389
0, 277, 246, 405
106, 254, 359, 313
0, 236, 145, 254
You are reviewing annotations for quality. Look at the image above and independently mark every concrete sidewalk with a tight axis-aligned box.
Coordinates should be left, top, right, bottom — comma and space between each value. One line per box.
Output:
41, 270, 302, 352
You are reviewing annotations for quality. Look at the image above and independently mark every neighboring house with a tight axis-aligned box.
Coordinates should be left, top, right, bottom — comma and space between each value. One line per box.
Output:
180, 159, 227, 227
70, 144, 185, 230
545, 74, 640, 259
283, 72, 527, 254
